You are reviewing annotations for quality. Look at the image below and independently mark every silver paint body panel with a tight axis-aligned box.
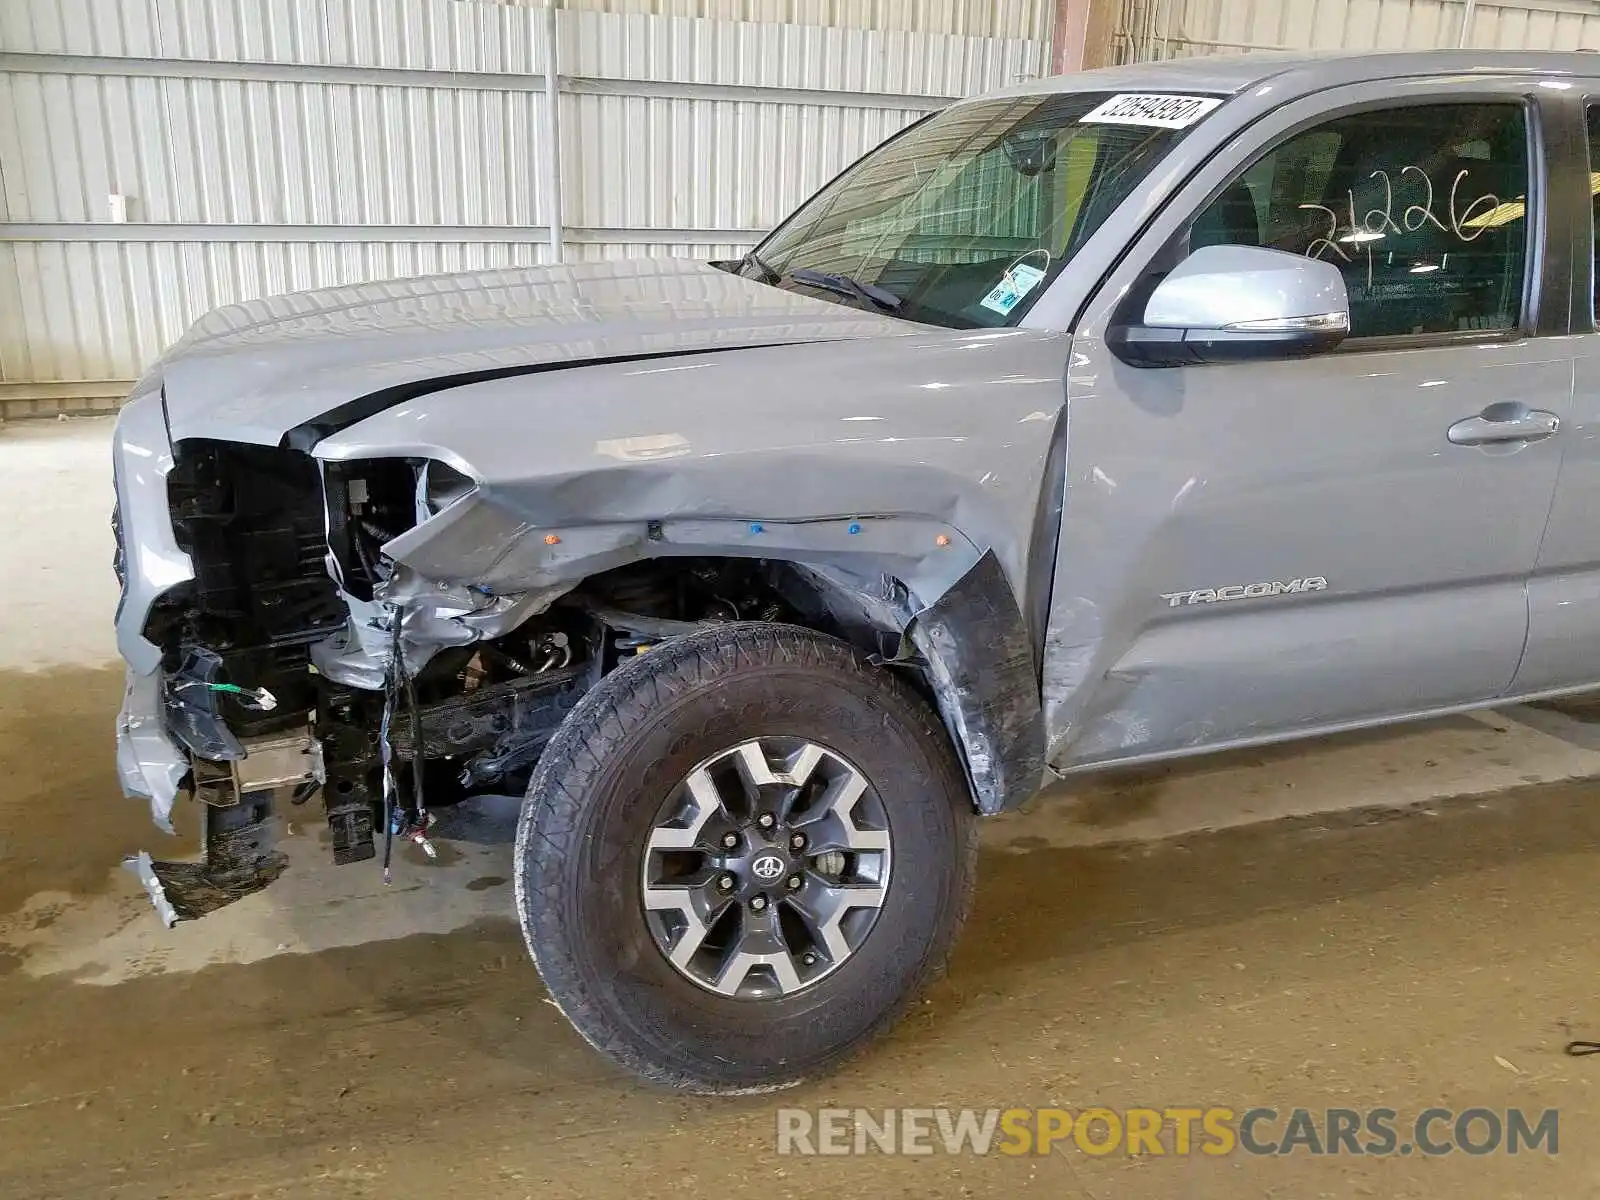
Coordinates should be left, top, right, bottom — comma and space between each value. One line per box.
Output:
1142, 245, 1349, 330
112, 50, 1600, 823
151, 259, 915, 447
1043, 68, 1578, 766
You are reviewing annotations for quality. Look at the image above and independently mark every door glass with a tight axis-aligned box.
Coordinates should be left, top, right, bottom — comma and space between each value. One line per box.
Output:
1586, 104, 1600, 323
1191, 103, 1530, 338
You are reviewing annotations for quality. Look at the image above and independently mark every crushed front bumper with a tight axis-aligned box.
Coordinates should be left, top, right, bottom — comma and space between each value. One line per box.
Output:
115, 669, 189, 833
111, 382, 196, 831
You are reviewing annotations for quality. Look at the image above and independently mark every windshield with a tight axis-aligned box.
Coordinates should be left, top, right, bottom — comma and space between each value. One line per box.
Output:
739, 90, 1222, 329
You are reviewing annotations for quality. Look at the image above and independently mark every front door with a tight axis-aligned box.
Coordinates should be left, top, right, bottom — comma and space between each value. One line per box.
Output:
1045, 79, 1572, 769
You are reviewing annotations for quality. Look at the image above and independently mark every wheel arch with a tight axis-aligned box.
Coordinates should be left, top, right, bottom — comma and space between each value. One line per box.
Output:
654, 549, 1049, 817
378, 497, 1049, 814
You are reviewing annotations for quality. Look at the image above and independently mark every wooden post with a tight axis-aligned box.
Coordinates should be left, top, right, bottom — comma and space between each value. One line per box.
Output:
1052, 0, 1120, 75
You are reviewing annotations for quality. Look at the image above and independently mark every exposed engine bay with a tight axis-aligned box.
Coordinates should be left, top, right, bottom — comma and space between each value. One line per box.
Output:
133, 440, 811, 916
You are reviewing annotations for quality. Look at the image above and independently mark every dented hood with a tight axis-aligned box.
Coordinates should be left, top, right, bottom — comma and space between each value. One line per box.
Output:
152, 257, 914, 446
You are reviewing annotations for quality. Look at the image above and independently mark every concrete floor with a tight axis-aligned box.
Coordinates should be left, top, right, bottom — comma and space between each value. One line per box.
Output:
3, 417, 1599, 1198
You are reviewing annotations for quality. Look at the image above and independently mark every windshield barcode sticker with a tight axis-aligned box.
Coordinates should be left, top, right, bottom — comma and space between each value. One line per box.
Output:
979, 262, 1047, 317
1080, 93, 1223, 128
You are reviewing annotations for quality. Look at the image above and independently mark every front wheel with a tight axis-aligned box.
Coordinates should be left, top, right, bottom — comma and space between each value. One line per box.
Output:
515, 622, 977, 1093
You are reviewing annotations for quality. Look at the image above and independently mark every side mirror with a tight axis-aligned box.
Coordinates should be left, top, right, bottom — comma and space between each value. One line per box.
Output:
1109, 245, 1350, 367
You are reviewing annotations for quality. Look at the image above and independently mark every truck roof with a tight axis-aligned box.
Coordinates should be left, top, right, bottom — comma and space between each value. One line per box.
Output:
976, 49, 1600, 103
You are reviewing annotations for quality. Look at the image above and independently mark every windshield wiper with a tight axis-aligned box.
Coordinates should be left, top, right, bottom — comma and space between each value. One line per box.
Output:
787, 267, 903, 312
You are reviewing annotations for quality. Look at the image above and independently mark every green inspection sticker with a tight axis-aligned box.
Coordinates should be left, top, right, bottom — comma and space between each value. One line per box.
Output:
979, 263, 1047, 316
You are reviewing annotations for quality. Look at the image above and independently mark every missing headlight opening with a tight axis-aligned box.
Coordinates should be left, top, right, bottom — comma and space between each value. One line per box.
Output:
139, 444, 821, 913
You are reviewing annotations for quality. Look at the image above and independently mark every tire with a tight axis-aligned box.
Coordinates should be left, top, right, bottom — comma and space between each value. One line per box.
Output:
515, 622, 978, 1093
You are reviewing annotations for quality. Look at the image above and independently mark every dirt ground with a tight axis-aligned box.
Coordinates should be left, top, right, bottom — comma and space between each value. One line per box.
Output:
1, 662, 1598, 1199
3, 419, 1600, 1199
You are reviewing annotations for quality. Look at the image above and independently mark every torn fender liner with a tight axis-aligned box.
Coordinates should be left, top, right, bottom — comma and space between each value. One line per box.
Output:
910, 550, 1047, 814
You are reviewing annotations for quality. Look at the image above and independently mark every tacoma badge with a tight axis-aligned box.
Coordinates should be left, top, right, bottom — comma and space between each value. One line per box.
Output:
1161, 577, 1329, 608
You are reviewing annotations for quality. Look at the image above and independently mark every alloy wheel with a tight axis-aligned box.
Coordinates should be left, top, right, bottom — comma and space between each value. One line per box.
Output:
640, 737, 893, 999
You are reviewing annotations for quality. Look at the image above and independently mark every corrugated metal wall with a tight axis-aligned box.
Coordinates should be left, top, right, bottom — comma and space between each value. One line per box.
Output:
1116, 0, 1600, 62
0, 0, 1048, 415
556, 7, 1034, 254
1466, 0, 1600, 48
493, 0, 1054, 41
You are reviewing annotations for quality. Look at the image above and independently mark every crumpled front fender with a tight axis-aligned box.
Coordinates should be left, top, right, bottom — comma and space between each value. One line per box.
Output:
907, 550, 1048, 814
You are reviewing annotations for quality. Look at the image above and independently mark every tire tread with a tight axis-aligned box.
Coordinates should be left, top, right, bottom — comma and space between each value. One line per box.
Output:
515, 622, 977, 1093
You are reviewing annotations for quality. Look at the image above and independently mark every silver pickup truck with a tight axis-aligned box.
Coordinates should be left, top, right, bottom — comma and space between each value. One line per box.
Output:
111, 49, 1600, 1091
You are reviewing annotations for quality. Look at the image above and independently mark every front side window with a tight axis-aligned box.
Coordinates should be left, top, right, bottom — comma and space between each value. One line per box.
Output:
1190, 102, 1530, 339
741, 91, 1223, 329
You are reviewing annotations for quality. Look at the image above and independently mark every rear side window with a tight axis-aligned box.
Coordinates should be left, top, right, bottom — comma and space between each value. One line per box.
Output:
1191, 103, 1530, 339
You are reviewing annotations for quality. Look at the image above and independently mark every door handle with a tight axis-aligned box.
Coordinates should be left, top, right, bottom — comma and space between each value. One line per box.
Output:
1447, 407, 1560, 446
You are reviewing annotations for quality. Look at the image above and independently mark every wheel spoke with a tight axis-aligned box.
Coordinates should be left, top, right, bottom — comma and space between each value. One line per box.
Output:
790, 767, 887, 851
712, 947, 804, 997
733, 740, 825, 789
642, 876, 731, 970
711, 904, 805, 995
787, 880, 888, 964
645, 766, 727, 854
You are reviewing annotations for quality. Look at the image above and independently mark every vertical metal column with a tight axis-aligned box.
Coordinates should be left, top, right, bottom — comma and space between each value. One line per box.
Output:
544, 1, 565, 263
1052, 0, 1121, 73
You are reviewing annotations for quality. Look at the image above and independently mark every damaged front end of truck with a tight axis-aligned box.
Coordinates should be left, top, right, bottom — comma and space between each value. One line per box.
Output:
114, 412, 858, 923
110, 262, 1064, 927
114, 410, 587, 920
